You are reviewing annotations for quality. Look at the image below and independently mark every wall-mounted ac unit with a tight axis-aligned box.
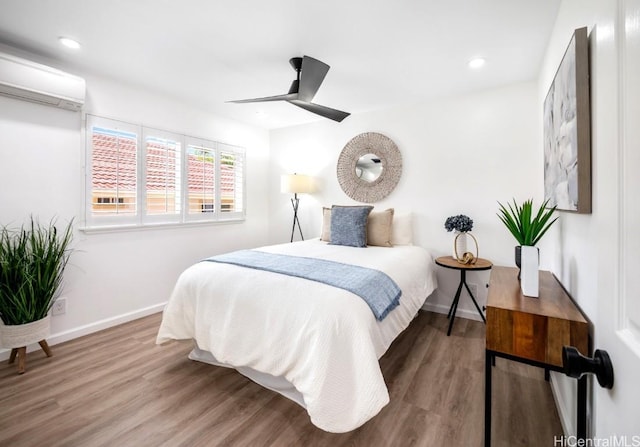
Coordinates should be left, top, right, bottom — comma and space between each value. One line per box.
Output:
0, 51, 85, 111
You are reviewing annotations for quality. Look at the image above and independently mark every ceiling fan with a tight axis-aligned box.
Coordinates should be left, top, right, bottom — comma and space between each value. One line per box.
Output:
228, 55, 350, 122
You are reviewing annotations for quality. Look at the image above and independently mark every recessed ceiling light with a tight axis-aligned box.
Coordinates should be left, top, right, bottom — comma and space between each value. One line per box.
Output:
468, 58, 486, 69
58, 37, 81, 49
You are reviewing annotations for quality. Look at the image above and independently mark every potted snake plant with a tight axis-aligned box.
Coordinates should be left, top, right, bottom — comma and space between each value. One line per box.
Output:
497, 199, 558, 296
0, 217, 73, 373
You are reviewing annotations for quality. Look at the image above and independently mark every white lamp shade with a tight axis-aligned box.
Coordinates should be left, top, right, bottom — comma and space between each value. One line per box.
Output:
281, 174, 314, 194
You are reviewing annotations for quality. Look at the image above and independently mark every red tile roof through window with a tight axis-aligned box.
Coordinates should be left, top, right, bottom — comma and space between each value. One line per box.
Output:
92, 133, 240, 195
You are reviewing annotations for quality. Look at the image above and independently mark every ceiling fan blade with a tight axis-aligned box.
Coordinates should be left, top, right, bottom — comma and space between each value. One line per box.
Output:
227, 93, 298, 104
288, 100, 350, 122
298, 56, 330, 102
229, 55, 347, 122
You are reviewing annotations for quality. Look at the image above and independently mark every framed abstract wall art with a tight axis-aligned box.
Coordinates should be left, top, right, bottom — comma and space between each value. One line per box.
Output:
543, 27, 591, 213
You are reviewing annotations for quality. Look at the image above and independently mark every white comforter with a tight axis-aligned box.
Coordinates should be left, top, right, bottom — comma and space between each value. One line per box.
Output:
156, 239, 437, 432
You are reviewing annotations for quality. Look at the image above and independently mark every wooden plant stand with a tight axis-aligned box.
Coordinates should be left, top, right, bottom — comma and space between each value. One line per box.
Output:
8, 340, 53, 374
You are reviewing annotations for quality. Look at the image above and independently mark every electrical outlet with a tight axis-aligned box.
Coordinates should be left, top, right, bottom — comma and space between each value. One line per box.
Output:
467, 283, 478, 298
52, 297, 66, 316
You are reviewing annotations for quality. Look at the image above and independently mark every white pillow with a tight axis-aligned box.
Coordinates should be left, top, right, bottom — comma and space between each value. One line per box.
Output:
391, 212, 413, 245
320, 207, 331, 242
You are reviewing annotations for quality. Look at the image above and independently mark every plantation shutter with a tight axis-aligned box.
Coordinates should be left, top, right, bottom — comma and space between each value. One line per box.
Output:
218, 143, 245, 220
85, 115, 245, 229
185, 137, 216, 221
143, 128, 182, 223
87, 115, 138, 226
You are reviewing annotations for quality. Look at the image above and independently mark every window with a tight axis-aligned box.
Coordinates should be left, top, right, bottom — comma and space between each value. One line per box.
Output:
86, 115, 245, 229
96, 197, 125, 204
219, 144, 244, 214
186, 139, 216, 218
90, 124, 137, 219
144, 128, 182, 223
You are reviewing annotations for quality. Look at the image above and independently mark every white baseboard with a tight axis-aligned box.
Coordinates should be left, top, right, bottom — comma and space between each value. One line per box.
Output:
421, 301, 485, 322
0, 302, 166, 361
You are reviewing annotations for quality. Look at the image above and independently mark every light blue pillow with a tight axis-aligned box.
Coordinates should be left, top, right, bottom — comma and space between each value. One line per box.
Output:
330, 205, 374, 247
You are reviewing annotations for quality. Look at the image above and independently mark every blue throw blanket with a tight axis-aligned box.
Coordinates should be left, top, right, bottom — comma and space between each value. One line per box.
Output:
204, 250, 402, 321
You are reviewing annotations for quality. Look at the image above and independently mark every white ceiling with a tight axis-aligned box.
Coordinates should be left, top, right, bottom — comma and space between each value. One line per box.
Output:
0, 0, 560, 129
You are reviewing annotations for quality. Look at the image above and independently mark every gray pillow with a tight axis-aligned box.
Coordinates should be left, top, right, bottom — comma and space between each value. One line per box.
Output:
330, 205, 374, 247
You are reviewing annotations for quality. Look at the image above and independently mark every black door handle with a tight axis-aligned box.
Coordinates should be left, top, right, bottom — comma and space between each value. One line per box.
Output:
562, 346, 614, 389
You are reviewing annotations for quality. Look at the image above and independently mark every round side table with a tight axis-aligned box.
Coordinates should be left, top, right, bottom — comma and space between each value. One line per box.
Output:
435, 256, 493, 336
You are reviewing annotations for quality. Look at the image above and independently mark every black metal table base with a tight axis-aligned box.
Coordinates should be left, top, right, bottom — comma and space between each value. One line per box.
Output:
484, 350, 587, 446
446, 269, 486, 336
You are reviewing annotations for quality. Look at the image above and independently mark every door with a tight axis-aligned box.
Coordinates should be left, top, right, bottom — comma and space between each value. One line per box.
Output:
595, 0, 640, 438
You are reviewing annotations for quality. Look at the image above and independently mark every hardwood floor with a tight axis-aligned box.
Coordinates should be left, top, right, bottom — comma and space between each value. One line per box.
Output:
0, 311, 563, 446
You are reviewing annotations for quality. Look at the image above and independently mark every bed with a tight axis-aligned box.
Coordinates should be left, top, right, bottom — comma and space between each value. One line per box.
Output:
156, 236, 437, 433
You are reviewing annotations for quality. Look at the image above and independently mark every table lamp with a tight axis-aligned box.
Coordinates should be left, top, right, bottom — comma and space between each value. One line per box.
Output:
281, 173, 314, 242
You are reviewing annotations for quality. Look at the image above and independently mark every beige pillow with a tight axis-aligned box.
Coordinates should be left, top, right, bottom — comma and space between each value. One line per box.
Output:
320, 207, 331, 241
367, 208, 394, 247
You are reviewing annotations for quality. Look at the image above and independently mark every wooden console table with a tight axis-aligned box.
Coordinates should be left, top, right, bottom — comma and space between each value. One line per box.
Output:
484, 266, 590, 446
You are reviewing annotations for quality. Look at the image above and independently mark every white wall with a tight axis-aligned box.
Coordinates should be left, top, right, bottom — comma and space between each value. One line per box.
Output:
538, 0, 620, 437
269, 81, 541, 319
0, 54, 271, 350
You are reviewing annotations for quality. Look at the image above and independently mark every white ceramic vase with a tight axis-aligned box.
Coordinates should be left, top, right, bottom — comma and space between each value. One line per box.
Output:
453, 231, 467, 260
520, 245, 539, 297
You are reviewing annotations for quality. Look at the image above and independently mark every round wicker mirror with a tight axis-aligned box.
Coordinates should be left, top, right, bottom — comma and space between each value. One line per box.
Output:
337, 132, 402, 203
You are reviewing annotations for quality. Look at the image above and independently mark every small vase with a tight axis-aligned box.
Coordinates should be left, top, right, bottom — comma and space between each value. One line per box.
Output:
453, 231, 467, 260
520, 245, 539, 297
515, 246, 522, 279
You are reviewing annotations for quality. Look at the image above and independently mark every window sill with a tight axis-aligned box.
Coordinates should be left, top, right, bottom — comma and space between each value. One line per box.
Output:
79, 217, 245, 234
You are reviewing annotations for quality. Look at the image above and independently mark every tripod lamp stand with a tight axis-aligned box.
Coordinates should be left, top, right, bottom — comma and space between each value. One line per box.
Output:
281, 173, 314, 242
